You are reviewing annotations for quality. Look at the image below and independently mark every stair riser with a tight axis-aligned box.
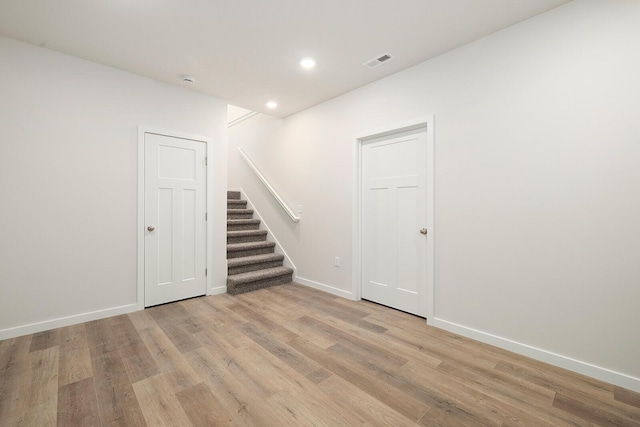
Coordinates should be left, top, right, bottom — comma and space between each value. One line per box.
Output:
227, 223, 260, 231
227, 212, 254, 219
227, 235, 267, 244
227, 191, 241, 200
228, 260, 284, 276
227, 246, 274, 259
227, 273, 293, 296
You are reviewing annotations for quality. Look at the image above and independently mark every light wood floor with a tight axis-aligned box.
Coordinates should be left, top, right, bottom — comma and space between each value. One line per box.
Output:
1, 283, 639, 426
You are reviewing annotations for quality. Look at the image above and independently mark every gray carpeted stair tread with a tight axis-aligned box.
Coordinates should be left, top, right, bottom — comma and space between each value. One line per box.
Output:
227, 241, 275, 251
227, 220, 260, 229
227, 208, 255, 220
227, 199, 247, 206
227, 230, 267, 238
227, 191, 241, 200
227, 228, 268, 244
227, 208, 253, 215
227, 275, 293, 295
228, 253, 284, 267
227, 219, 260, 225
227, 266, 293, 286
227, 219, 261, 231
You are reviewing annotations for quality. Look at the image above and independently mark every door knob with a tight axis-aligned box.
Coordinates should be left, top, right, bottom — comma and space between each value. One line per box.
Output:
147, 225, 155, 232
420, 228, 428, 235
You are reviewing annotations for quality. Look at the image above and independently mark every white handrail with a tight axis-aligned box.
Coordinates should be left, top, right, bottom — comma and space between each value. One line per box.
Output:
237, 147, 300, 223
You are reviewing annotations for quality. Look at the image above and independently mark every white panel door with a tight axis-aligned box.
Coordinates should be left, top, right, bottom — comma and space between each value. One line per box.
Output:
362, 127, 428, 317
144, 133, 207, 307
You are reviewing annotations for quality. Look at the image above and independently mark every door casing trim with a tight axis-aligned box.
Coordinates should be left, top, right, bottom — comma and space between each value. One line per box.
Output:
352, 116, 435, 320
137, 126, 213, 310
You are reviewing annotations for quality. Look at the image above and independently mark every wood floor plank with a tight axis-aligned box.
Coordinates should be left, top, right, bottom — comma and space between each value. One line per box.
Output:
127, 308, 157, 331
553, 393, 640, 427
213, 330, 365, 427
213, 320, 373, 427
385, 326, 500, 371
267, 389, 361, 426
197, 320, 363, 426
238, 288, 305, 321
226, 301, 298, 342
136, 323, 201, 393
147, 303, 202, 353
200, 324, 312, 397
294, 303, 442, 368
237, 291, 342, 347
28, 329, 59, 353
316, 373, 417, 427
272, 285, 386, 333
58, 324, 93, 387
133, 373, 193, 427
330, 341, 504, 426
615, 386, 640, 409
301, 314, 409, 368
437, 360, 556, 408
238, 321, 321, 377
57, 377, 100, 427
2, 282, 640, 425
288, 335, 430, 422
495, 359, 639, 413
184, 346, 276, 426
0, 334, 32, 372
176, 382, 234, 426
306, 367, 332, 384
85, 317, 118, 357
394, 356, 564, 426
433, 361, 594, 426
91, 348, 146, 426
194, 329, 276, 400
0, 336, 32, 425
6, 347, 59, 427
111, 316, 160, 383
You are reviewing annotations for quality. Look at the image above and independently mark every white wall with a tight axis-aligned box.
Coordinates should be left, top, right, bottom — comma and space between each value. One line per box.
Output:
0, 36, 228, 338
229, 0, 640, 391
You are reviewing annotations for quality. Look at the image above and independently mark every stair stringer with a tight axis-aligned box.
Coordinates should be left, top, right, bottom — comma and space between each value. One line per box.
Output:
228, 187, 297, 277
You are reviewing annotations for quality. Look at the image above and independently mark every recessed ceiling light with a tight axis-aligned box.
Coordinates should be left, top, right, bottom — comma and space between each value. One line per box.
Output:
181, 74, 195, 83
266, 101, 278, 109
300, 58, 316, 69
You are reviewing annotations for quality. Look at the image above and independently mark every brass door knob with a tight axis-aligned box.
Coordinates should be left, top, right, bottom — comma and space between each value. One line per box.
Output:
420, 228, 428, 235
147, 225, 155, 232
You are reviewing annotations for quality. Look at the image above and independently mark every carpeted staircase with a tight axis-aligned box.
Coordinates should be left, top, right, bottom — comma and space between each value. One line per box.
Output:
226, 191, 293, 295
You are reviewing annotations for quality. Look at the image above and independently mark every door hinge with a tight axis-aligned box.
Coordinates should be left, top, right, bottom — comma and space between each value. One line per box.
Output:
205, 212, 207, 221
205, 157, 208, 166
205, 268, 208, 276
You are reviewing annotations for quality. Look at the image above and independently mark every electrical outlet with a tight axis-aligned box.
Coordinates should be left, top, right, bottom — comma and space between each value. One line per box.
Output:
334, 256, 340, 267
296, 204, 303, 215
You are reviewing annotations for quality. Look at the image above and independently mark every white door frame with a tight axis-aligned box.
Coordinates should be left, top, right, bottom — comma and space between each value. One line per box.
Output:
352, 116, 435, 320
137, 126, 213, 310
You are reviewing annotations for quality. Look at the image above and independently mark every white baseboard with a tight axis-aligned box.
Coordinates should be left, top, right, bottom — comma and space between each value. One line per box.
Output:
295, 276, 355, 300
0, 303, 139, 341
430, 317, 640, 393
209, 286, 227, 296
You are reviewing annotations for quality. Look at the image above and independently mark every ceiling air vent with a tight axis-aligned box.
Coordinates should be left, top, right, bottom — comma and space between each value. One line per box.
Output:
364, 53, 393, 69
